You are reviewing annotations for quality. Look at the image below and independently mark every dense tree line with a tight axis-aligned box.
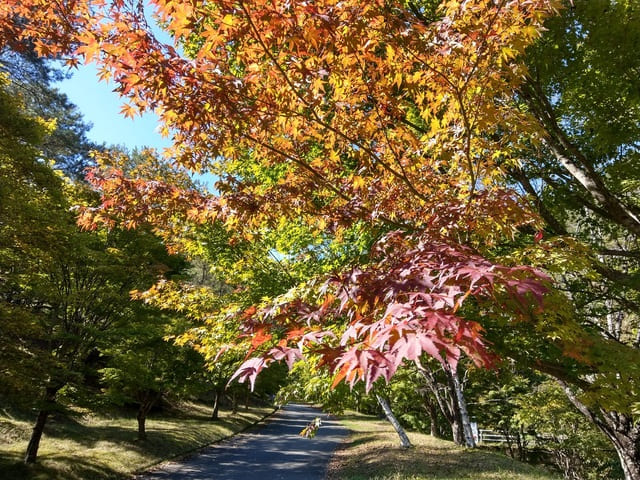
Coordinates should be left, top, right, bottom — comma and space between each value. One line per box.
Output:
0, 50, 282, 464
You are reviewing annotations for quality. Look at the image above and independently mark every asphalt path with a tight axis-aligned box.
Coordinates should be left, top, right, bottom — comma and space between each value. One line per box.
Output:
140, 404, 348, 480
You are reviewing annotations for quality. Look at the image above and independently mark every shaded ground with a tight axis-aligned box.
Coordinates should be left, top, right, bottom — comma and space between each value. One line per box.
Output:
0, 403, 272, 480
140, 404, 348, 480
327, 413, 560, 480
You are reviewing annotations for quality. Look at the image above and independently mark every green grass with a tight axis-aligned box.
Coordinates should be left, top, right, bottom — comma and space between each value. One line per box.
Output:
327, 414, 561, 480
0, 403, 274, 480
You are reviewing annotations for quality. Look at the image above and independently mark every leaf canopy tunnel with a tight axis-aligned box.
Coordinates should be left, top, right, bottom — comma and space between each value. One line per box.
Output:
7, 0, 640, 449
0, 0, 563, 385
7, 0, 640, 476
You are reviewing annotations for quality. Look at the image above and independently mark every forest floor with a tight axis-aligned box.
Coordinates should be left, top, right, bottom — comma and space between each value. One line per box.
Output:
327, 413, 561, 480
0, 402, 274, 480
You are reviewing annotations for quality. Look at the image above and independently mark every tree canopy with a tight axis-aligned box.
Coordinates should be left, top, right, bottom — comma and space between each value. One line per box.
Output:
1, 0, 639, 477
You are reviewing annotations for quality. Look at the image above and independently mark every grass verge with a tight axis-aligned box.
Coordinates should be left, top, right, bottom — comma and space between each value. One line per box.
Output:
0, 402, 274, 480
327, 413, 561, 480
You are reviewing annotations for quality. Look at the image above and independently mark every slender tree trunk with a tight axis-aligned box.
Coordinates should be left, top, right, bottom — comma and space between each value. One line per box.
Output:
231, 391, 238, 414
452, 372, 476, 448
244, 387, 250, 411
451, 417, 464, 445
210, 389, 221, 421
137, 407, 147, 441
516, 427, 527, 461
503, 427, 515, 459
24, 385, 59, 464
520, 77, 640, 237
25, 411, 49, 464
423, 395, 441, 438
509, 167, 568, 235
449, 368, 476, 448
375, 394, 411, 448
137, 391, 161, 441
416, 366, 463, 444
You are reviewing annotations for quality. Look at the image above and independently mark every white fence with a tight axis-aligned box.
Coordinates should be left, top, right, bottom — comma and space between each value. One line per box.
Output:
477, 429, 517, 444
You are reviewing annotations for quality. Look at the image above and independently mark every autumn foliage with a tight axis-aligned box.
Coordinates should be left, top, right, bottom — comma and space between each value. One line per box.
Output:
0, 0, 560, 389
230, 232, 550, 391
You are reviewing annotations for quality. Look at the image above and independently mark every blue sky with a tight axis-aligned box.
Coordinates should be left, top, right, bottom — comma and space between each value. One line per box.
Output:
56, 63, 171, 152
56, 62, 218, 190
53, 6, 220, 188
55, 3, 174, 153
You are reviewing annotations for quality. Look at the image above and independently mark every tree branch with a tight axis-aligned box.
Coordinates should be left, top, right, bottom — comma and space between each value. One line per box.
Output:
520, 77, 640, 236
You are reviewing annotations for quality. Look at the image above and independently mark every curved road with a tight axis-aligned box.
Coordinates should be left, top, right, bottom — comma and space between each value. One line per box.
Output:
140, 404, 348, 480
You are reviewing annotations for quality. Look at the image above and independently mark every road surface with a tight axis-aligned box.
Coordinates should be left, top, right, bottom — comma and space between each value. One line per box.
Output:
140, 404, 348, 480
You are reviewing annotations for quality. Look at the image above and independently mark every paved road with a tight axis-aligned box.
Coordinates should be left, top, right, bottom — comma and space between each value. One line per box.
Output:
140, 404, 348, 480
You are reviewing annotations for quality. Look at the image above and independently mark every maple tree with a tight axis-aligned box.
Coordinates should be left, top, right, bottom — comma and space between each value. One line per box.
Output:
99, 307, 208, 441
0, 0, 558, 392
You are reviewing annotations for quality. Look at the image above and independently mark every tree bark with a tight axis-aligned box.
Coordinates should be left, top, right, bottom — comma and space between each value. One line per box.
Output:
24, 385, 60, 464
611, 429, 640, 480
231, 391, 238, 414
559, 381, 640, 480
423, 395, 442, 438
517, 426, 527, 461
137, 391, 161, 441
520, 77, 640, 237
25, 410, 50, 464
376, 394, 412, 448
451, 417, 464, 446
210, 389, 221, 421
445, 365, 476, 447
416, 365, 465, 445
590, 413, 640, 480
137, 408, 147, 441
503, 427, 516, 459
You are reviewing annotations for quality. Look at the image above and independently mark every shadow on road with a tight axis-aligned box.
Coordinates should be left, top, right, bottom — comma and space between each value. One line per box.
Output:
140, 404, 348, 480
